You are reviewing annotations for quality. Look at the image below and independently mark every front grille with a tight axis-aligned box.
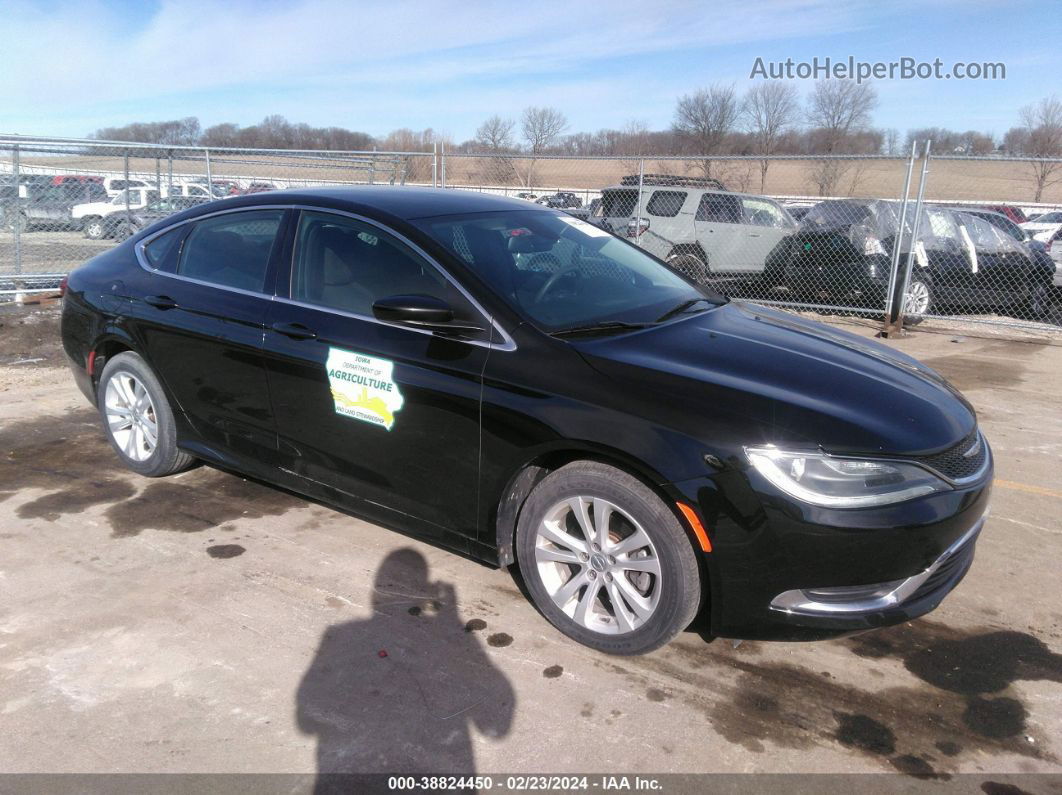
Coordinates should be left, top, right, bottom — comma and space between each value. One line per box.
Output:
912, 429, 988, 483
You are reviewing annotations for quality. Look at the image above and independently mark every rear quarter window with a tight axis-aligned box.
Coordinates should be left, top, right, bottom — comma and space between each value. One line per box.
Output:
646, 191, 687, 218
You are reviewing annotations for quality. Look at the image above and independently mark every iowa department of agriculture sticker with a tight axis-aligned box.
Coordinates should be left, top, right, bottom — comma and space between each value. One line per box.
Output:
326, 348, 405, 431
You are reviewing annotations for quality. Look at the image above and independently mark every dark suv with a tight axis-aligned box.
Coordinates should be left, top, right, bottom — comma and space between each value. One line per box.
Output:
536, 192, 582, 209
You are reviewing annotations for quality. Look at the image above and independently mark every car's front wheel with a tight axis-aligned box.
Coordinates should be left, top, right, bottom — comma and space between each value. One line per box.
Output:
515, 461, 703, 655
82, 217, 105, 240
902, 276, 932, 326
97, 352, 195, 477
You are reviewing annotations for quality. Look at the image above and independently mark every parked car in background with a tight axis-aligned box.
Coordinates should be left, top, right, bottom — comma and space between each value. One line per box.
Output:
73, 187, 161, 239
776, 200, 1052, 321
1020, 210, 1062, 243
599, 175, 796, 284
515, 192, 538, 201
242, 182, 277, 195
536, 192, 583, 209
978, 204, 1028, 224
103, 176, 152, 197
11, 182, 109, 232
946, 207, 1057, 295
564, 197, 601, 223
52, 175, 104, 189
103, 195, 212, 240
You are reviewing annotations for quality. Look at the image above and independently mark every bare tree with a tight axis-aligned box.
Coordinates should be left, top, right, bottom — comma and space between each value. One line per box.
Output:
673, 84, 739, 178
806, 81, 877, 151
475, 115, 516, 152
520, 106, 568, 187
1018, 96, 1062, 202
618, 119, 651, 172
805, 80, 877, 195
473, 115, 518, 184
742, 82, 799, 191
883, 128, 900, 156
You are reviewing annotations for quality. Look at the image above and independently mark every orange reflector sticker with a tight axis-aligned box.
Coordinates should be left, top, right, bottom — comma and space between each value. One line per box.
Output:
677, 502, 712, 552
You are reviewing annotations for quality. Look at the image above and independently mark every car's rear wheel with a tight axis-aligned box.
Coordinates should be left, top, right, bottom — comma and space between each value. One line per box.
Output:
97, 352, 195, 477
83, 217, 105, 240
515, 461, 702, 655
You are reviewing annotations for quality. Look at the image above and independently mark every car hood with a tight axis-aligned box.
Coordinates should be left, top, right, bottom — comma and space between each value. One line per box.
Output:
574, 301, 976, 457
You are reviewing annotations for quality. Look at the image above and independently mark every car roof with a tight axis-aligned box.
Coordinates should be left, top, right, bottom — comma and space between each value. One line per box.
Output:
204, 186, 550, 221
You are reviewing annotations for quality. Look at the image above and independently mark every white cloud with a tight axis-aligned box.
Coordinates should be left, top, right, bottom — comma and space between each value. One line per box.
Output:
1, 0, 869, 135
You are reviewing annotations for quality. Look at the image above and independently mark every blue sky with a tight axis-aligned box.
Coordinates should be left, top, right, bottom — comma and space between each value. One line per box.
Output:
1, 0, 1058, 143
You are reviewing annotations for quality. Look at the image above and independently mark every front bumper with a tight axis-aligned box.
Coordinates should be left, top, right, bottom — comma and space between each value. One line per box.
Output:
672, 457, 992, 641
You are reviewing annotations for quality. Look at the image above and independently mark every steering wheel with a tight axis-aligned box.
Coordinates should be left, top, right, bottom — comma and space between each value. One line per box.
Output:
534, 265, 584, 304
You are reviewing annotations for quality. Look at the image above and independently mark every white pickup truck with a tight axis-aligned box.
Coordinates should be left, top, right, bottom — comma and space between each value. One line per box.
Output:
72, 188, 161, 239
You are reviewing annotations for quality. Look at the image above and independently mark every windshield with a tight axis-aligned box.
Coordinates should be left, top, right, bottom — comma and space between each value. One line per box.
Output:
414, 210, 722, 332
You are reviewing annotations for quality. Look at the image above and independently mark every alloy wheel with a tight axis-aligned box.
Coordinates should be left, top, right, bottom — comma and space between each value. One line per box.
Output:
904, 280, 931, 316
104, 371, 158, 462
534, 496, 662, 635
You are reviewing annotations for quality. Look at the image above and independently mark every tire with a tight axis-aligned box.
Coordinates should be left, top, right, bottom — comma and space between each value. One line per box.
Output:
902, 277, 932, 326
1025, 280, 1050, 320
83, 217, 105, 240
515, 461, 702, 655
667, 253, 710, 285
96, 352, 195, 477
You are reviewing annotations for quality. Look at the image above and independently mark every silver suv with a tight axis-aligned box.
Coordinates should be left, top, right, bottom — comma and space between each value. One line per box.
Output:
596, 175, 797, 284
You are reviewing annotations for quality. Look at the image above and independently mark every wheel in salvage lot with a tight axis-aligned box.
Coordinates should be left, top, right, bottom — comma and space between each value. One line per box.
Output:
667, 253, 710, 285
97, 352, 195, 477
902, 277, 932, 326
83, 216, 105, 240
515, 461, 702, 655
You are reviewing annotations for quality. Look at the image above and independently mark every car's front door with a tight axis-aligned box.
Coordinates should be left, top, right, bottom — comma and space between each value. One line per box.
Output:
129, 207, 289, 460
262, 209, 493, 540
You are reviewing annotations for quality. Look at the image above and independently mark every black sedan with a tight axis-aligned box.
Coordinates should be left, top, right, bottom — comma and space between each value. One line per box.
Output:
60, 188, 991, 654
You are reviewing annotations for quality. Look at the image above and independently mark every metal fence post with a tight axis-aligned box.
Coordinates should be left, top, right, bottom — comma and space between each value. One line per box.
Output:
440, 141, 446, 188
124, 149, 132, 234
895, 141, 932, 333
432, 142, 438, 188
155, 157, 161, 193
882, 142, 919, 335
12, 144, 22, 300
204, 148, 212, 192
167, 152, 174, 197
634, 159, 645, 244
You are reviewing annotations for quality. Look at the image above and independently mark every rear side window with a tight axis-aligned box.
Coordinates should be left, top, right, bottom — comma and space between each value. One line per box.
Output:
646, 191, 687, 217
601, 189, 637, 217
695, 194, 742, 224
741, 198, 790, 228
178, 210, 284, 292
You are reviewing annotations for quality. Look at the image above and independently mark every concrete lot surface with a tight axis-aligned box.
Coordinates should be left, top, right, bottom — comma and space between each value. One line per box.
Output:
0, 305, 1060, 785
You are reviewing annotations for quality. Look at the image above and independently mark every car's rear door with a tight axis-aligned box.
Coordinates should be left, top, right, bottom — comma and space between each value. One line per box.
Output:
261, 208, 493, 541
129, 207, 289, 461
739, 197, 795, 274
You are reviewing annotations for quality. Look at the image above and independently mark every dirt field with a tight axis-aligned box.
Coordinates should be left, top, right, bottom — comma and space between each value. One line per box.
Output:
0, 305, 1060, 788
10, 151, 1062, 205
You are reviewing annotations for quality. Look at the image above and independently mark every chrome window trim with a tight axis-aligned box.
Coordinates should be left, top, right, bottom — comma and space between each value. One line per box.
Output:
769, 512, 986, 617
133, 203, 516, 352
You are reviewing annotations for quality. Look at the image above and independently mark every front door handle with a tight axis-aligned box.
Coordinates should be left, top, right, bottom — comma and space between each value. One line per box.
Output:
271, 321, 317, 340
143, 294, 177, 309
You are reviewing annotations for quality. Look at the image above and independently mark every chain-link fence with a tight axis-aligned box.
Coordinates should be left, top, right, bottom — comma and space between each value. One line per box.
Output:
2, 135, 1060, 336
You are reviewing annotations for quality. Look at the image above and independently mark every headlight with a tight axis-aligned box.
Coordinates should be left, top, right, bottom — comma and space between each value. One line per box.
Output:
744, 447, 948, 508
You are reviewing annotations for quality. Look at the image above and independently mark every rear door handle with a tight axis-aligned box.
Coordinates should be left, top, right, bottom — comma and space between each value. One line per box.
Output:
270, 321, 317, 340
143, 294, 177, 309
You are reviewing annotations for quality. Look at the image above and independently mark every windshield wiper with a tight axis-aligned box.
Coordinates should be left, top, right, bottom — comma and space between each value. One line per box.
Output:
654, 297, 713, 324
550, 320, 654, 338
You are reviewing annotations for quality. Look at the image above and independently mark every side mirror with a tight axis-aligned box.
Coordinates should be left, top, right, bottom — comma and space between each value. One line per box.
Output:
372, 294, 485, 336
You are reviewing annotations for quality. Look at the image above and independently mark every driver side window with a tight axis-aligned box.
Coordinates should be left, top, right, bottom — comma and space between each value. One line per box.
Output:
290, 211, 485, 330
